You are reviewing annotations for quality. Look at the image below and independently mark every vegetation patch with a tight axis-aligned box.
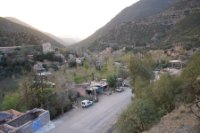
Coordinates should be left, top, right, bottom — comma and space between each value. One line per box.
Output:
116, 51, 200, 133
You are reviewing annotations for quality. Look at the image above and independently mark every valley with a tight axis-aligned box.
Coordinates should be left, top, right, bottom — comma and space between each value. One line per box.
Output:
1, 0, 200, 133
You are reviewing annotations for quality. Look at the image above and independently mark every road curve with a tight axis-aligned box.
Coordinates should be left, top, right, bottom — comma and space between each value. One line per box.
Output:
49, 88, 132, 133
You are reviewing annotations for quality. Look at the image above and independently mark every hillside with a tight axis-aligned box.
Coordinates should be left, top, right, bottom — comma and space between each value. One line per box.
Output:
0, 17, 64, 48
44, 32, 71, 46
5, 17, 34, 28
143, 105, 200, 133
61, 37, 80, 45
76, 0, 175, 48
76, 0, 200, 51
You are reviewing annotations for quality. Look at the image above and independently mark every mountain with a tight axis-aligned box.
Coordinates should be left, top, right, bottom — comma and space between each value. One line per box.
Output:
44, 32, 71, 47
76, 0, 175, 48
5, 17, 34, 28
6, 17, 71, 47
76, 0, 200, 51
61, 37, 81, 45
0, 17, 65, 48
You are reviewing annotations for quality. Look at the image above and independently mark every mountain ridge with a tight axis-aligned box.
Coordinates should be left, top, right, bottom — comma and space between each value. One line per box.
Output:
75, 0, 176, 49
0, 17, 65, 48
75, 0, 200, 51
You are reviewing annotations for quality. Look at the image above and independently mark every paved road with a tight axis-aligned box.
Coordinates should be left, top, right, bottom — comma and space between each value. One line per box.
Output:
48, 88, 132, 133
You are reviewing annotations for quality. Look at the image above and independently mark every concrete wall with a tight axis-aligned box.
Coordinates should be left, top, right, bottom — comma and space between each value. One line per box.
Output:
14, 110, 50, 133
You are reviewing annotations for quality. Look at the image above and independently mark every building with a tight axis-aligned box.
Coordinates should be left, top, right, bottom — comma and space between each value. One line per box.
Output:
169, 60, 183, 69
0, 109, 23, 125
0, 109, 50, 133
42, 43, 53, 54
0, 112, 13, 125
86, 80, 109, 95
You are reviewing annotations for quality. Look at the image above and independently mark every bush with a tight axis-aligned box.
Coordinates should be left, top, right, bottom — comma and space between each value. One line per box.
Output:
1, 93, 25, 111
129, 56, 153, 87
182, 51, 200, 82
116, 51, 189, 133
117, 74, 182, 133
117, 67, 129, 79
116, 99, 158, 133
178, 51, 200, 102
107, 74, 117, 88
83, 60, 90, 70
74, 75, 84, 84
150, 74, 179, 112
134, 76, 150, 98
33, 52, 62, 62
0, 55, 33, 80
49, 64, 59, 71
48, 92, 72, 119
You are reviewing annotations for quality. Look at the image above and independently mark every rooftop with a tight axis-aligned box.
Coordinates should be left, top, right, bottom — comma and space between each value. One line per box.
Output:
0, 113, 12, 124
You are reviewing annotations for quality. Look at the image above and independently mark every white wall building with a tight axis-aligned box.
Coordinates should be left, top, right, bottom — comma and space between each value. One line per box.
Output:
42, 43, 53, 53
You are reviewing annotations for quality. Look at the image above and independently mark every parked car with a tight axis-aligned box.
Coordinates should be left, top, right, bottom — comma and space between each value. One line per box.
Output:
122, 80, 129, 87
81, 100, 93, 108
100, 79, 108, 87
116, 87, 125, 92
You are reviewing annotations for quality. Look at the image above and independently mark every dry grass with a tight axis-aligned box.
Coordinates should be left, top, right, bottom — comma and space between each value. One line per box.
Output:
144, 105, 200, 133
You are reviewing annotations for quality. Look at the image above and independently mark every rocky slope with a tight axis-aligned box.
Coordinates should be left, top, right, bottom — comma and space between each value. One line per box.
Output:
143, 105, 200, 133
76, 0, 200, 51
76, 0, 175, 48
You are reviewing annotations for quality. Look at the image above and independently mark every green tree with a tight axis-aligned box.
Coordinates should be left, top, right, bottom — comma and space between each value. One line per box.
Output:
116, 99, 158, 133
150, 74, 181, 112
182, 51, 200, 81
180, 51, 200, 101
107, 74, 117, 88
129, 55, 154, 96
129, 56, 152, 86
83, 60, 90, 70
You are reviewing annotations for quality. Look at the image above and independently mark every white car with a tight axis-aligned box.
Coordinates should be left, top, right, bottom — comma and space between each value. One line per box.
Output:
100, 79, 108, 87
81, 100, 93, 108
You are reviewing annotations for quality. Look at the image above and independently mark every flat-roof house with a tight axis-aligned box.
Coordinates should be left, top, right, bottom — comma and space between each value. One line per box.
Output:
0, 109, 50, 133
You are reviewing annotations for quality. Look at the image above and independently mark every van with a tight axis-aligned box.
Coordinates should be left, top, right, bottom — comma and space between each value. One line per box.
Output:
81, 100, 93, 108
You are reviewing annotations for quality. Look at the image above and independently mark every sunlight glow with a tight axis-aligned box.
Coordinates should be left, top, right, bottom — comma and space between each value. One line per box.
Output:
0, 0, 139, 39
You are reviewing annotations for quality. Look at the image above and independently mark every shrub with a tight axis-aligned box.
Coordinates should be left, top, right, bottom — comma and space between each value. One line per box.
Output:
117, 67, 129, 79
117, 74, 182, 133
1, 93, 25, 111
129, 56, 153, 87
74, 75, 84, 84
107, 74, 117, 88
117, 52, 187, 133
116, 99, 158, 133
134, 76, 150, 98
182, 51, 200, 82
31, 89, 72, 119
33, 52, 62, 62
49, 64, 59, 71
178, 51, 200, 102
48, 92, 72, 119
83, 60, 90, 70
150, 74, 182, 112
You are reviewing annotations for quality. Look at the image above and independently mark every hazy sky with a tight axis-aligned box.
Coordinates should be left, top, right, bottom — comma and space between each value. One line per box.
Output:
0, 0, 139, 39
